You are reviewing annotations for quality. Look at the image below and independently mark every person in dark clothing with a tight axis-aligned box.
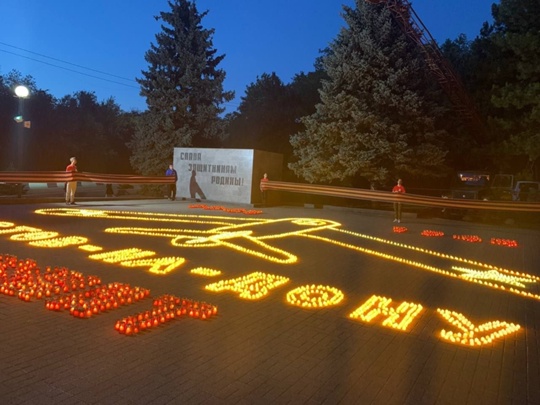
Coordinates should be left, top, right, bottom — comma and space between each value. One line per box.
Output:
165, 164, 178, 200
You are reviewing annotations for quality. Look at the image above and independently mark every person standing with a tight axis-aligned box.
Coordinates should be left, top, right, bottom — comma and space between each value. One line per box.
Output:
392, 178, 406, 223
260, 173, 269, 206
65, 157, 78, 205
165, 164, 178, 200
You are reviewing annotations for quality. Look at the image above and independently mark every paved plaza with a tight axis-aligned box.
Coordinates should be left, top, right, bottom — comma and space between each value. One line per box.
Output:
1, 198, 539, 404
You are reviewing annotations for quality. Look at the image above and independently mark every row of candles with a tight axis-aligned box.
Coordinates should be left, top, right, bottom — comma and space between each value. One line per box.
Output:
421, 230, 444, 237
189, 204, 262, 215
190, 267, 222, 277
115, 295, 218, 335
392, 229, 518, 247
490, 238, 519, 247
46, 283, 150, 318
452, 234, 483, 243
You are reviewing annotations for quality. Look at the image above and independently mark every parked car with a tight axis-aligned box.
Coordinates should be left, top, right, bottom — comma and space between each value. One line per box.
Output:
487, 174, 514, 201
0, 183, 28, 197
441, 170, 491, 219
513, 181, 540, 202
442, 171, 491, 200
487, 175, 540, 202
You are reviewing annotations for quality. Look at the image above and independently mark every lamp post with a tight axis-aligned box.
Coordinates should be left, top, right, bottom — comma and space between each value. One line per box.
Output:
14, 85, 30, 171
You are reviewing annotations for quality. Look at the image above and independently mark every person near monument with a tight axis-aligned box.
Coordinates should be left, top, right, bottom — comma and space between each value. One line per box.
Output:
165, 164, 178, 200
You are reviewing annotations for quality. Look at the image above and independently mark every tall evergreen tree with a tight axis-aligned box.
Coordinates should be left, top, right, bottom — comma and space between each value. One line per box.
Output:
289, 1, 448, 187
288, 68, 328, 123
439, 34, 496, 170
131, 0, 233, 175
225, 68, 327, 160
488, 0, 540, 178
226, 73, 296, 154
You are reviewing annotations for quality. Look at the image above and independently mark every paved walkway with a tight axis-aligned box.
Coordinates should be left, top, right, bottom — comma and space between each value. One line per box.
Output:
1, 199, 539, 404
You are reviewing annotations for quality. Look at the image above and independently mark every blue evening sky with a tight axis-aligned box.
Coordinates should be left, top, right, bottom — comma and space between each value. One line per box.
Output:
0, 0, 497, 114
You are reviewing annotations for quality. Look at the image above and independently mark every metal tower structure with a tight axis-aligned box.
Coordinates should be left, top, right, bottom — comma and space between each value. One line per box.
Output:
365, 0, 487, 141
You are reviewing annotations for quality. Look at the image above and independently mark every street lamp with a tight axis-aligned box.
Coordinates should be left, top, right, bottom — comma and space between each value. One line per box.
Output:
15, 85, 29, 99
14, 85, 30, 171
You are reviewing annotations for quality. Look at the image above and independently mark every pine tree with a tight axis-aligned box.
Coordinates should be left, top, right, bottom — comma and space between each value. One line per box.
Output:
131, 0, 233, 175
489, 0, 540, 178
289, 1, 448, 187
226, 73, 296, 154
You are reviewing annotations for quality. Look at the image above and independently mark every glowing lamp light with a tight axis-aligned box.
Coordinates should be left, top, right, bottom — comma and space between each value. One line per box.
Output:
15, 85, 30, 98
393, 226, 407, 233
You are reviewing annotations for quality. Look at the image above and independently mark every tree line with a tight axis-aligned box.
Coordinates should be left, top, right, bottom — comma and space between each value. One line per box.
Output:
0, 71, 135, 174
0, 0, 538, 193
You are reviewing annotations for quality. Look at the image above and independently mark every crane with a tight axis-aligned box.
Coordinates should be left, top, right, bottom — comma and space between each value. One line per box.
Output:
365, 0, 487, 142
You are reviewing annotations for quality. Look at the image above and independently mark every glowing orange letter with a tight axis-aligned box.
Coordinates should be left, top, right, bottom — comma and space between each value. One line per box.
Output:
286, 285, 344, 308
349, 295, 423, 331
437, 308, 520, 346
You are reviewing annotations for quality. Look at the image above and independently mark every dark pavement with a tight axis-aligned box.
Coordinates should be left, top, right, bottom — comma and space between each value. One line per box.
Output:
1, 198, 540, 404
